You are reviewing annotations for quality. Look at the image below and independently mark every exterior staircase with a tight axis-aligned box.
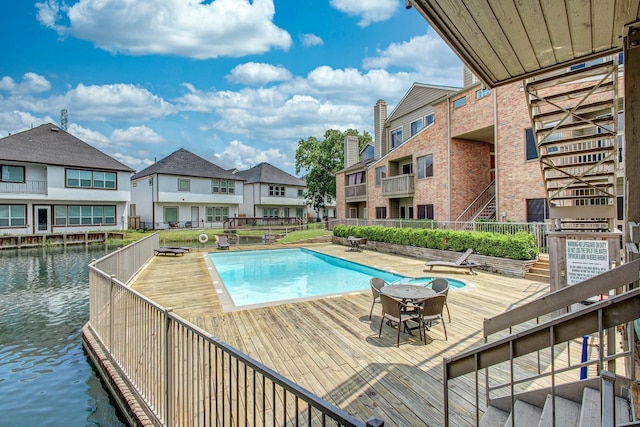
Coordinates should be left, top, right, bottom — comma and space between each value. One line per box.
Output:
480, 386, 632, 426
525, 59, 620, 232
524, 254, 550, 282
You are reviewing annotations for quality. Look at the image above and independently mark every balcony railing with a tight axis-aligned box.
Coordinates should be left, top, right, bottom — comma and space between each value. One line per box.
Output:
381, 174, 414, 197
0, 180, 47, 194
345, 183, 367, 200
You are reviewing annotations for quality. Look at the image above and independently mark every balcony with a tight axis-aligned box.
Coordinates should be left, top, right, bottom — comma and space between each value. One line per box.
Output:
345, 183, 367, 202
0, 180, 47, 195
381, 174, 414, 198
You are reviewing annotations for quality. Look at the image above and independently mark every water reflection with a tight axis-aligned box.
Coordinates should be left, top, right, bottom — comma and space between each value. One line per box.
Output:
0, 245, 126, 426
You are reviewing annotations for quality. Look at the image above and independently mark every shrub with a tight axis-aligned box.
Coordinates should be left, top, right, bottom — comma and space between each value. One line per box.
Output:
333, 226, 538, 260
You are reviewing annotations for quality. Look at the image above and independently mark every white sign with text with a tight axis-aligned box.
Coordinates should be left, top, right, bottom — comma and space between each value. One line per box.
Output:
566, 240, 609, 285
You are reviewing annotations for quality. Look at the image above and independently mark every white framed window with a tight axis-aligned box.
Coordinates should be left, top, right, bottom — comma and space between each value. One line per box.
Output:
410, 118, 423, 136
417, 154, 433, 179
64, 205, 115, 225
269, 185, 285, 196
390, 127, 403, 149
164, 206, 178, 223
66, 169, 116, 189
453, 96, 467, 109
263, 207, 279, 217
425, 113, 435, 127
476, 88, 491, 99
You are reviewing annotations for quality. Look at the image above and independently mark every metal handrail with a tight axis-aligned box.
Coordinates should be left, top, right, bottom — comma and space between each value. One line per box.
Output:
455, 181, 495, 222
87, 235, 374, 426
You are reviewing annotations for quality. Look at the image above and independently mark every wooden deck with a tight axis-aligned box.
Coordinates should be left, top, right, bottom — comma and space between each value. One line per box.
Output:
132, 243, 552, 426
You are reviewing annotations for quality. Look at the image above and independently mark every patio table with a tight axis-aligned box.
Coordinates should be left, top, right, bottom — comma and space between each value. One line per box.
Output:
380, 285, 435, 336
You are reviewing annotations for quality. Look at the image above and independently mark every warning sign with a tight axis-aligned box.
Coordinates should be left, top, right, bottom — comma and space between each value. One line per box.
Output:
566, 240, 609, 285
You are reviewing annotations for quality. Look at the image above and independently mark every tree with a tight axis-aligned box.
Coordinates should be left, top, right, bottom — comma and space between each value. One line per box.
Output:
295, 128, 372, 216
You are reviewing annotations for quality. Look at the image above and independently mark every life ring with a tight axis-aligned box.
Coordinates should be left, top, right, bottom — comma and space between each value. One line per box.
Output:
198, 233, 209, 243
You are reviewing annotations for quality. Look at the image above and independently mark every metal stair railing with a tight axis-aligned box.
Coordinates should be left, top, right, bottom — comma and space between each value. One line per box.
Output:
455, 181, 495, 223
443, 260, 640, 426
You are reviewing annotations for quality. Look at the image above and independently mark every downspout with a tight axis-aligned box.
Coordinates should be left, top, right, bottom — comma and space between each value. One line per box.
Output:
447, 96, 452, 221
493, 88, 499, 218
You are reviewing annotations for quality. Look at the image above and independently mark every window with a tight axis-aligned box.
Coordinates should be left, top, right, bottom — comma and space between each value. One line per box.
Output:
59, 205, 115, 225
0, 205, 26, 227
375, 166, 386, 186
164, 206, 178, 224
417, 155, 433, 178
376, 207, 387, 219
362, 145, 374, 161
410, 118, 423, 136
425, 113, 435, 127
66, 169, 116, 190
476, 88, 491, 99
402, 163, 413, 175
284, 208, 290, 217
263, 208, 279, 217
297, 189, 304, 197
390, 127, 402, 149
525, 128, 538, 160
347, 171, 365, 185
417, 204, 434, 219
453, 96, 467, 109
269, 185, 285, 196
212, 180, 235, 194
296, 208, 303, 218
210, 207, 229, 222
178, 178, 190, 192
526, 199, 549, 222
1, 165, 25, 183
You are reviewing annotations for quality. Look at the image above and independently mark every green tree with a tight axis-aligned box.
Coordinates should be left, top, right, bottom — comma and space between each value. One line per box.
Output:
295, 129, 372, 215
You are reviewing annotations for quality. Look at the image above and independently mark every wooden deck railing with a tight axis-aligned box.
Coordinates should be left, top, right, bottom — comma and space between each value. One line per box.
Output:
87, 233, 377, 426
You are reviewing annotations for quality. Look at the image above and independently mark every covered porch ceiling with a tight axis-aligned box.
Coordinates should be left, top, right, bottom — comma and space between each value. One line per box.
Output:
408, 0, 640, 88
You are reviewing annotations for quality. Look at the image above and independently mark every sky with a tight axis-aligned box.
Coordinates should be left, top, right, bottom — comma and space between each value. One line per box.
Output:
0, 0, 463, 175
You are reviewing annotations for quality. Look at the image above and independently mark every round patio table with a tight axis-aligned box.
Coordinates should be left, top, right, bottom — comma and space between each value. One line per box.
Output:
380, 284, 435, 301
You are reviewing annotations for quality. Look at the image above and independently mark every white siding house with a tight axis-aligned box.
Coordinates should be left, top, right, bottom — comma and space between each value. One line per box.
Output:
0, 123, 133, 234
130, 148, 244, 229
235, 162, 308, 221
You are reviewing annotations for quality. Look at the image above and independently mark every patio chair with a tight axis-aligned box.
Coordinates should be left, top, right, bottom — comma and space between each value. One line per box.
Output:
424, 248, 479, 274
430, 278, 451, 323
412, 294, 448, 343
217, 235, 230, 250
369, 278, 387, 320
378, 294, 418, 347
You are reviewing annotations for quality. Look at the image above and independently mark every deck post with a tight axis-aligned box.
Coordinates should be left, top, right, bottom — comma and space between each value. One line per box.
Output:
165, 307, 173, 426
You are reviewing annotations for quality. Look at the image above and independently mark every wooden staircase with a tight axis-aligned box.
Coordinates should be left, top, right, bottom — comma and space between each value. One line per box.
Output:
524, 254, 550, 282
480, 386, 631, 426
525, 59, 620, 232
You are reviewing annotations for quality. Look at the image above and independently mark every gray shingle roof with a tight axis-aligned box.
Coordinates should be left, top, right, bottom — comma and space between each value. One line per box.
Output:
131, 148, 242, 181
0, 123, 134, 172
234, 162, 305, 186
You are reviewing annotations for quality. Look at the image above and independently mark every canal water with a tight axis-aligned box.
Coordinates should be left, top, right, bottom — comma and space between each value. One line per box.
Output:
0, 245, 126, 426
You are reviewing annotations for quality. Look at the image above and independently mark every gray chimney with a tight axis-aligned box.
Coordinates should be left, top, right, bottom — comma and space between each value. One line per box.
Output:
344, 135, 359, 168
374, 99, 387, 159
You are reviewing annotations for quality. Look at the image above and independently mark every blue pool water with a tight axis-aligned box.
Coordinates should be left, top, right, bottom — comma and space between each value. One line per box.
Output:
0, 245, 126, 427
209, 248, 466, 307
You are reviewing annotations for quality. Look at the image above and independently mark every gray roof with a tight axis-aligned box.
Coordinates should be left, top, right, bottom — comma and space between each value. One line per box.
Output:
0, 123, 134, 172
235, 162, 305, 186
132, 148, 242, 181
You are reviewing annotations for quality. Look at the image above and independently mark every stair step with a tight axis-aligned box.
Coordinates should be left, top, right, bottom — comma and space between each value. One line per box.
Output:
479, 406, 509, 427
538, 395, 581, 426
504, 400, 543, 427
579, 388, 631, 427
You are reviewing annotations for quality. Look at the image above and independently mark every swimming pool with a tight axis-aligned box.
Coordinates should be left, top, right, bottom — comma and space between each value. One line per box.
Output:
209, 248, 467, 308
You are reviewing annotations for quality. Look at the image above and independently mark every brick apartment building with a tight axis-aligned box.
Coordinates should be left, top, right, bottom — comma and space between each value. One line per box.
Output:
337, 62, 625, 228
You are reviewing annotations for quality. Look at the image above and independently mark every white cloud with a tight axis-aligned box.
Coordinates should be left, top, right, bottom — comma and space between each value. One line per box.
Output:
0, 73, 51, 94
330, 0, 398, 27
112, 152, 155, 170
0, 111, 56, 137
37, 0, 292, 59
363, 32, 463, 86
111, 125, 165, 144
226, 63, 293, 85
212, 139, 287, 171
300, 33, 323, 47
66, 123, 111, 148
